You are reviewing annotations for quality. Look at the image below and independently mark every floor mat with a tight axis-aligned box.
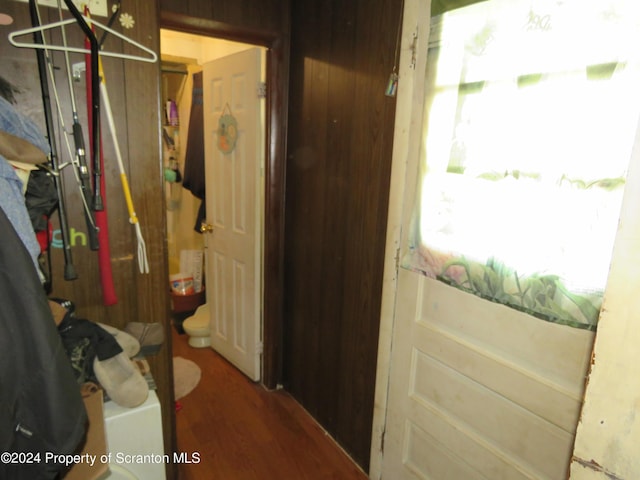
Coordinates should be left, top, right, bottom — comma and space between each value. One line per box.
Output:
173, 356, 202, 400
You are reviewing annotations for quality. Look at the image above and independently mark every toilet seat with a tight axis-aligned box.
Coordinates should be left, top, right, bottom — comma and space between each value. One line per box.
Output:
183, 309, 208, 332
183, 304, 211, 348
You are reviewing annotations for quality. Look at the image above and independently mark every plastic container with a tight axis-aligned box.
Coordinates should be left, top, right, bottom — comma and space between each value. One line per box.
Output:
169, 273, 195, 295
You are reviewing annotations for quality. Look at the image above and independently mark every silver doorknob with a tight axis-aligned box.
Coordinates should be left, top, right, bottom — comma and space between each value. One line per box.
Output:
200, 222, 214, 233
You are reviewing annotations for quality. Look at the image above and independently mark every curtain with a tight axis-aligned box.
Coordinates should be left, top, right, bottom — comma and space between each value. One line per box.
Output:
403, 0, 640, 330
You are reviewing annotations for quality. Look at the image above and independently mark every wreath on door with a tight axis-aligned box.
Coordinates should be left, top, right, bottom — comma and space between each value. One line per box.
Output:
217, 103, 238, 155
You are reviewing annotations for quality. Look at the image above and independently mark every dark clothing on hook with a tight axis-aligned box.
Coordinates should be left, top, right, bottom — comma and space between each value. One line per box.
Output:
182, 71, 207, 234
183, 71, 205, 199
0, 206, 87, 480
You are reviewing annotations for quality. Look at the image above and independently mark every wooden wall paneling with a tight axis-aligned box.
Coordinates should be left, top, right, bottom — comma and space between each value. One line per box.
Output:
160, 0, 189, 16
118, 2, 176, 479
285, 0, 333, 453
285, 0, 401, 471
335, 0, 400, 469
160, 0, 287, 36
1, 5, 43, 115
283, 0, 333, 424
185, 0, 215, 21
286, 0, 355, 454
317, 0, 359, 440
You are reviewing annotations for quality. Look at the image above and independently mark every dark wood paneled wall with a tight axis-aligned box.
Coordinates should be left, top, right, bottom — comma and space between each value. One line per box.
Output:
159, 0, 288, 34
285, 0, 402, 471
1, 2, 175, 478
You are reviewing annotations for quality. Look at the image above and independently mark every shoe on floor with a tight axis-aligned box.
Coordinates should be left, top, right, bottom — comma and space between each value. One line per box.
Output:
124, 322, 164, 356
93, 354, 149, 408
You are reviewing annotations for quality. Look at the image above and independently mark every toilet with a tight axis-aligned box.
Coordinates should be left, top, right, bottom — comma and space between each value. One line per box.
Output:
182, 303, 211, 348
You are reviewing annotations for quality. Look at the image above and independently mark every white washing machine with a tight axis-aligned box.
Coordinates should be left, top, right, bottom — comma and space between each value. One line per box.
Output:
101, 390, 166, 480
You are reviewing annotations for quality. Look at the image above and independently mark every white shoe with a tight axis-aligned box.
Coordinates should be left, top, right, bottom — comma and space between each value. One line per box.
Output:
93, 355, 149, 408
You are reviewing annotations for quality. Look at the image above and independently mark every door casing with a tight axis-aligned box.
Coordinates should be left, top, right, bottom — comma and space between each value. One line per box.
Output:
160, 11, 289, 389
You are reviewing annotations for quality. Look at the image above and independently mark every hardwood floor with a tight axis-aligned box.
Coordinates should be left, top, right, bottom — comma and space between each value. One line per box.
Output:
171, 327, 368, 480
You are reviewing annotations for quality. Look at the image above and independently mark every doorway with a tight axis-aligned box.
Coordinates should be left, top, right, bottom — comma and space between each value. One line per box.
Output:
160, 13, 288, 391
160, 30, 266, 382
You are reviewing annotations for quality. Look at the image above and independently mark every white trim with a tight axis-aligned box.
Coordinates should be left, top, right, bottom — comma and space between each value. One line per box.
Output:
369, 0, 432, 477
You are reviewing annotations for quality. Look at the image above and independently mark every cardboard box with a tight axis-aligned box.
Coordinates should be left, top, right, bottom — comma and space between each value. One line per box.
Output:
63, 387, 108, 480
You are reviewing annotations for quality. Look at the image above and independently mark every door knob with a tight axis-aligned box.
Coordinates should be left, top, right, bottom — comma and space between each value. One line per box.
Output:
200, 222, 214, 233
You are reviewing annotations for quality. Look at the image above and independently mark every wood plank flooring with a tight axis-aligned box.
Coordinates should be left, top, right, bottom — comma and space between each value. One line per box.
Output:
171, 327, 368, 480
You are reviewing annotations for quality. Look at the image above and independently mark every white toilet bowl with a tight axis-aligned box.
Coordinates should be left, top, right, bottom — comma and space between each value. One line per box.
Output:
182, 303, 211, 348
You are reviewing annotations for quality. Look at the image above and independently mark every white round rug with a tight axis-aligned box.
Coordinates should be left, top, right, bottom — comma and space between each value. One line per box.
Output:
173, 356, 202, 400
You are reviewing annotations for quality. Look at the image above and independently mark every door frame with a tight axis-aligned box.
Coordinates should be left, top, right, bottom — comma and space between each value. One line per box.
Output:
160, 11, 289, 389
367, 0, 428, 476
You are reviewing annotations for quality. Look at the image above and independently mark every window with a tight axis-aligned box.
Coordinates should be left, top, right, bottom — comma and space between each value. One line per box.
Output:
403, 0, 640, 330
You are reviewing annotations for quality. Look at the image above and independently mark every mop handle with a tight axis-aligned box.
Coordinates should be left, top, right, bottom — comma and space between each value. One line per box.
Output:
88, 9, 148, 273
86, 4, 138, 224
98, 76, 139, 225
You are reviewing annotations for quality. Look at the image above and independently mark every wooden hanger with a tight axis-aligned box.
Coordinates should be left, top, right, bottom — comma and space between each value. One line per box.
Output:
8, 14, 157, 63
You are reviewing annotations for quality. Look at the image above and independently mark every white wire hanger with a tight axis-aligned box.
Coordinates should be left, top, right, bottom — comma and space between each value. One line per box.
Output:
8, 14, 158, 63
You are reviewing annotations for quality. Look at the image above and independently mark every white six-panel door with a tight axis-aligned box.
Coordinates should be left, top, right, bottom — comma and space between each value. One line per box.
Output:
372, 1, 596, 478
203, 48, 264, 382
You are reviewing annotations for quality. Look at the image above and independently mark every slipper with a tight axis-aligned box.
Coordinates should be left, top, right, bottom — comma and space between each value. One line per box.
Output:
93, 354, 148, 408
124, 322, 164, 356
97, 323, 140, 358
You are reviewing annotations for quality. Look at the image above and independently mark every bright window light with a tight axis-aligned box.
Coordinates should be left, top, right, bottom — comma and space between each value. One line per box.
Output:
404, 0, 640, 330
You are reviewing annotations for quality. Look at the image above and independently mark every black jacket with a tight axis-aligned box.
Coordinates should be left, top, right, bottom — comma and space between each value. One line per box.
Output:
0, 206, 87, 480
